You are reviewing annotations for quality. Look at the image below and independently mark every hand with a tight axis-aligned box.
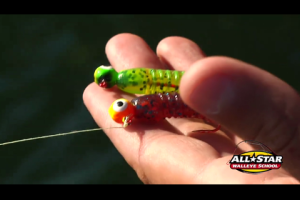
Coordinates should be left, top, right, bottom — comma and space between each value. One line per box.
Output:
83, 33, 300, 184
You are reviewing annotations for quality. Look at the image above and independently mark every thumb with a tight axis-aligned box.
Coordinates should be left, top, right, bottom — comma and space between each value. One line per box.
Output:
180, 56, 300, 178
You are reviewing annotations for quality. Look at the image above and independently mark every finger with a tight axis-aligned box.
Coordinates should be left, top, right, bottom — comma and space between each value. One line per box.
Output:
106, 33, 166, 71
156, 36, 206, 130
180, 56, 300, 179
156, 36, 205, 71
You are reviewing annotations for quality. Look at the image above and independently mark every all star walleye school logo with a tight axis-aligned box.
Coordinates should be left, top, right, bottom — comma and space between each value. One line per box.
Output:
228, 140, 283, 174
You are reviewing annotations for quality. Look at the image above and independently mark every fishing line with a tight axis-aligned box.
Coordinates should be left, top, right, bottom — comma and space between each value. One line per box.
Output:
0, 126, 124, 146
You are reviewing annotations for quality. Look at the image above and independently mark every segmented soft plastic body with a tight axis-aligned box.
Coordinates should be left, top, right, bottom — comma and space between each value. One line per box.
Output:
131, 92, 203, 121
94, 66, 184, 95
118, 68, 184, 94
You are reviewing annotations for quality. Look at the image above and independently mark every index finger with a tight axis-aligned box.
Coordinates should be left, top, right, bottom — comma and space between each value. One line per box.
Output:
106, 33, 166, 71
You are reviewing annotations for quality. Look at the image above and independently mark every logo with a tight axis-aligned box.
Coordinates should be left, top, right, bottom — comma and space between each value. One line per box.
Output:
228, 140, 283, 174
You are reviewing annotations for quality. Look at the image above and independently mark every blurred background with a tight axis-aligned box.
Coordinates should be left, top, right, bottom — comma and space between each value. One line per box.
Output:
0, 14, 299, 184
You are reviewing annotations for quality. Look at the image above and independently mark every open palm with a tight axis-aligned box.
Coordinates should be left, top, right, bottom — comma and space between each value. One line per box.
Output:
83, 33, 300, 184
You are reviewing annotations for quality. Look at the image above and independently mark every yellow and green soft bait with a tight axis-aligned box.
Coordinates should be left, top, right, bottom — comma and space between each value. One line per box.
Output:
94, 65, 184, 94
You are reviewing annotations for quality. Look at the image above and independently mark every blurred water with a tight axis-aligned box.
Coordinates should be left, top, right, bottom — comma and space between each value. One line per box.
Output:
0, 14, 299, 184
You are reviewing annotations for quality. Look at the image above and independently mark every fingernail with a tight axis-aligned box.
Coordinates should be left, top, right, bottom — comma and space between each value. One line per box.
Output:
190, 75, 235, 116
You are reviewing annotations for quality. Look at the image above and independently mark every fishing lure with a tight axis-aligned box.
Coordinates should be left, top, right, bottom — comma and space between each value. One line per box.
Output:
94, 65, 184, 95
109, 92, 221, 133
